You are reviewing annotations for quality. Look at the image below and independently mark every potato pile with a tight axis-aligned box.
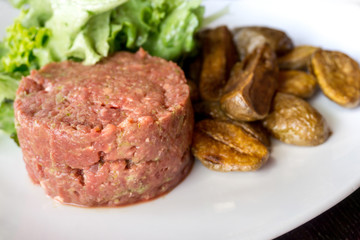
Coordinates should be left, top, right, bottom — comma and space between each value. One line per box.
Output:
186, 26, 360, 172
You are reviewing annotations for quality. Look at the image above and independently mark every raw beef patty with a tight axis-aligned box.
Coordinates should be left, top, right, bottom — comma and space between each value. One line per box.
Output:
14, 49, 194, 207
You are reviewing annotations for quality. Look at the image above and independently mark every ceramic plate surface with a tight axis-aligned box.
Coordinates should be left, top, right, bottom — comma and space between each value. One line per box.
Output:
0, 0, 360, 239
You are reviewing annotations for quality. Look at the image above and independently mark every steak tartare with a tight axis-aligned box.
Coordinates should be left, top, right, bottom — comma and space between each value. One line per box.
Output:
14, 49, 194, 207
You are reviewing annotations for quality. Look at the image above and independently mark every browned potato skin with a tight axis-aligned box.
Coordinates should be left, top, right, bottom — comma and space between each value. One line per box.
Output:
278, 45, 320, 70
220, 44, 278, 121
263, 93, 331, 146
194, 101, 271, 147
234, 26, 294, 59
192, 119, 269, 172
234, 121, 271, 148
278, 70, 317, 98
199, 26, 239, 101
194, 101, 229, 121
311, 50, 360, 108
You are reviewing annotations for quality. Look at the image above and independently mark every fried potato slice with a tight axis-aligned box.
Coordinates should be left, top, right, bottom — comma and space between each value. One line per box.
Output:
193, 101, 271, 147
278, 45, 319, 70
198, 26, 239, 101
233, 121, 271, 148
192, 119, 269, 171
311, 50, 360, 108
278, 70, 317, 98
263, 93, 331, 146
220, 44, 278, 121
194, 101, 229, 121
234, 26, 294, 59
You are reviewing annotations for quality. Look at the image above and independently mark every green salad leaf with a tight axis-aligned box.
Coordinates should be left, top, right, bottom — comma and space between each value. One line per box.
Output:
3, 0, 204, 66
0, 73, 20, 142
0, 100, 18, 143
44, 0, 128, 64
0, 73, 20, 103
1, 12, 52, 76
109, 0, 204, 60
0, 0, 204, 142
0, 42, 6, 71
8, 0, 28, 9
18, 0, 53, 28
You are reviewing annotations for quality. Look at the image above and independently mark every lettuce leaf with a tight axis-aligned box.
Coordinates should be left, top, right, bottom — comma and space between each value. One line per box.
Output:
21, 0, 53, 28
67, 11, 112, 64
0, 42, 6, 71
0, 73, 20, 140
2, 0, 203, 68
0, 73, 20, 103
108, 0, 204, 60
142, 0, 204, 60
44, 0, 128, 64
0, 72, 19, 143
8, 0, 29, 9
43, 0, 203, 64
1, 12, 52, 76
0, 0, 204, 143
109, 0, 157, 51
0, 100, 18, 144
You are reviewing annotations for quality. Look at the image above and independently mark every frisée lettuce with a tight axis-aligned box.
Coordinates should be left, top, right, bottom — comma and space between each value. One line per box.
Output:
0, 73, 19, 143
0, 0, 204, 142
5, 0, 204, 66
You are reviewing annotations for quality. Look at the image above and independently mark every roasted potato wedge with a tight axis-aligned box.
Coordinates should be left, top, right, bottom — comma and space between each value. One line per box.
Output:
263, 93, 331, 146
192, 119, 269, 171
193, 101, 271, 147
278, 45, 319, 70
194, 101, 271, 147
233, 121, 271, 148
220, 44, 278, 121
278, 70, 317, 98
311, 50, 360, 108
234, 26, 294, 59
199, 26, 239, 101
194, 101, 229, 121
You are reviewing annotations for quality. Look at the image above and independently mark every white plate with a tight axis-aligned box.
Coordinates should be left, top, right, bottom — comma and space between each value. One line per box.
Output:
1, 0, 360, 239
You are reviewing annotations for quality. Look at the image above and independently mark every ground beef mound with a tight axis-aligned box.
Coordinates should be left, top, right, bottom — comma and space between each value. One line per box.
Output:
14, 49, 194, 207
